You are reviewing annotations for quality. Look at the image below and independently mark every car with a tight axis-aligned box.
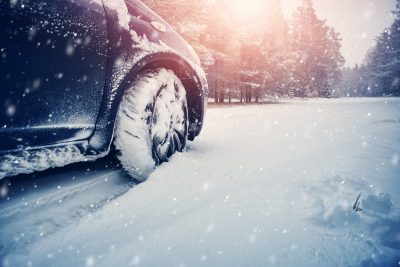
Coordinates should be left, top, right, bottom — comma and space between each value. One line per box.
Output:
0, 0, 208, 181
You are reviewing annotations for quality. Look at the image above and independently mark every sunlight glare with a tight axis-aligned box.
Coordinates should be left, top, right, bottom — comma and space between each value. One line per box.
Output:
229, 0, 265, 21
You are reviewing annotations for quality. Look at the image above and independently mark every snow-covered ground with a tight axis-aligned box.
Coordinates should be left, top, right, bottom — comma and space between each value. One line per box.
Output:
1, 98, 399, 267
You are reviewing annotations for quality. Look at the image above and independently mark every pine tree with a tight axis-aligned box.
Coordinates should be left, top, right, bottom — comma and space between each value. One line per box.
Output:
387, 0, 400, 95
261, 0, 294, 97
367, 30, 392, 96
323, 29, 345, 97
363, 0, 400, 96
290, 0, 344, 97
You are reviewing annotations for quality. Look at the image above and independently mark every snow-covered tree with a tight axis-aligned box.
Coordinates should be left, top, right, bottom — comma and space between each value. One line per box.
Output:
261, 0, 295, 98
362, 0, 400, 96
290, 0, 344, 97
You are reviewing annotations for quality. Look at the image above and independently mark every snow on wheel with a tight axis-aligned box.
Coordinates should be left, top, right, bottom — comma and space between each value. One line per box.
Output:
113, 68, 188, 181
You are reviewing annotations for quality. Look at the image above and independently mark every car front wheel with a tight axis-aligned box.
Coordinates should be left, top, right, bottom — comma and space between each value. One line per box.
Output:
114, 68, 188, 181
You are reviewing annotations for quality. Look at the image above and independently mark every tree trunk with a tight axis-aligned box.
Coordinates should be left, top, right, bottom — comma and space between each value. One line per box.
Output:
248, 88, 252, 103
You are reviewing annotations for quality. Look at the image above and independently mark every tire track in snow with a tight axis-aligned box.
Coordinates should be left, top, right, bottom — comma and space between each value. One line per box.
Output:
0, 157, 136, 257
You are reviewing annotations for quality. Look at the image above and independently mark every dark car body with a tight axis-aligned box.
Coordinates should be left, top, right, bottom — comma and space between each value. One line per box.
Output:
0, 0, 207, 178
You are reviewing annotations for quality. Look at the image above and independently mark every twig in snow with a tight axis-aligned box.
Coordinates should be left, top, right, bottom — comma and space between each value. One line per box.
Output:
353, 193, 363, 212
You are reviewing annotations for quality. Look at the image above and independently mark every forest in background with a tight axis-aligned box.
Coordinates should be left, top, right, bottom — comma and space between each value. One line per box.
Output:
340, 0, 400, 97
143, 0, 400, 101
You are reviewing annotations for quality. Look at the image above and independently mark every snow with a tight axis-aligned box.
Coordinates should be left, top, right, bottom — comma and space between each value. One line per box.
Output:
1, 98, 400, 266
0, 162, 134, 264
103, 0, 167, 52
0, 145, 86, 179
102, 0, 131, 31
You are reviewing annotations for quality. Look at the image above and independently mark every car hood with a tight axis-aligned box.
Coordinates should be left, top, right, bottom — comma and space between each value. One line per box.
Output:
124, 0, 201, 66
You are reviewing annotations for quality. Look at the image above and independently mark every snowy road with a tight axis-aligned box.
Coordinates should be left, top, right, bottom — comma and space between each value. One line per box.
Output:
1, 98, 400, 267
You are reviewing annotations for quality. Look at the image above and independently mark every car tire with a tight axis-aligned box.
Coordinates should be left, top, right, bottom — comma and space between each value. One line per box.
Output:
113, 68, 188, 181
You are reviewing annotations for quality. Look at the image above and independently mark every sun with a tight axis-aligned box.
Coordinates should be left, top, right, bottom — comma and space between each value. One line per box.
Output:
229, 0, 266, 21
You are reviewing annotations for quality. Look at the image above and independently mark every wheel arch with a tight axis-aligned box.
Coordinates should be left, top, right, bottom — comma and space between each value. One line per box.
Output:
86, 52, 207, 155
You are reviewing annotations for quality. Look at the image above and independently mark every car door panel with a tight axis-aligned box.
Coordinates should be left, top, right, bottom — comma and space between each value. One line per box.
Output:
0, 0, 108, 151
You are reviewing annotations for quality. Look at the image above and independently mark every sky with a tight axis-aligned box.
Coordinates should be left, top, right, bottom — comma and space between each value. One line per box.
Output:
281, 0, 397, 67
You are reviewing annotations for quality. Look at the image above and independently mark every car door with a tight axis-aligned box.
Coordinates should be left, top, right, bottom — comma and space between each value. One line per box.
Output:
0, 0, 108, 151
